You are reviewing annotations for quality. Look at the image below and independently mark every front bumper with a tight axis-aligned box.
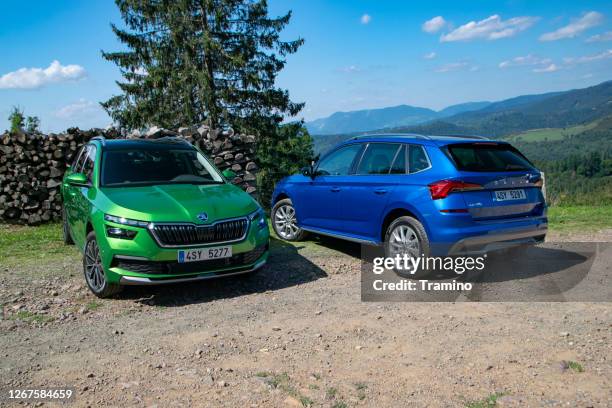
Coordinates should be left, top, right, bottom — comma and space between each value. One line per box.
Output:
119, 257, 267, 285
94, 213, 270, 285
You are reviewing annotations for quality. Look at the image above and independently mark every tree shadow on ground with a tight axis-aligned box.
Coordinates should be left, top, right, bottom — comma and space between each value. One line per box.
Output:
118, 236, 327, 307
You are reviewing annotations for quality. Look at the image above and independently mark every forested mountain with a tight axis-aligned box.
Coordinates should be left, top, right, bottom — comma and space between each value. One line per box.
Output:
312, 80, 612, 154
305, 101, 491, 135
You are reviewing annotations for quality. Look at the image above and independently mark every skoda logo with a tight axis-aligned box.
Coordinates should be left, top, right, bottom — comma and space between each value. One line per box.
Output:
197, 212, 208, 222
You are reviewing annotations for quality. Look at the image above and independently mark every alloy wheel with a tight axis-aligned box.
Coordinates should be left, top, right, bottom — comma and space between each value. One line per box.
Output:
84, 239, 106, 292
274, 204, 299, 240
388, 224, 421, 259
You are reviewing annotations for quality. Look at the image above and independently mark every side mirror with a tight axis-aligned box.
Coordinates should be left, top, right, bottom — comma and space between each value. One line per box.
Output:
65, 173, 89, 187
300, 166, 311, 177
222, 169, 236, 179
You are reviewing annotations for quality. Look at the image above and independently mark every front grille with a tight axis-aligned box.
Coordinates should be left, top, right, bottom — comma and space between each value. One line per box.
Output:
114, 244, 268, 275
150, 218, 248, 247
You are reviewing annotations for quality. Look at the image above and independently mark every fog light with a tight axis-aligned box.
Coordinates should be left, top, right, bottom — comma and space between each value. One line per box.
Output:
106, 226, 137, 240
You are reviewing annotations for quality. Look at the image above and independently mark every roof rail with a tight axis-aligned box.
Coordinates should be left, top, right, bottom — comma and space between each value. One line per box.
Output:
91, 136, 106, 146
351, 133, 431, 140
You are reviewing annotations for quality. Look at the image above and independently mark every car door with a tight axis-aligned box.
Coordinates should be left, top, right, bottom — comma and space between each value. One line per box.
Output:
70, 144, 96, 248
338, 143, 404, 239
291, 143, 364, 232
63, 145, 88, 231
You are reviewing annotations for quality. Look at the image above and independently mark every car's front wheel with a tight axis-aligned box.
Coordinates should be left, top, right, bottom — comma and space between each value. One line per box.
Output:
272, 198, 307, 241
384, 216, 430, 279
83, 231, 123, 298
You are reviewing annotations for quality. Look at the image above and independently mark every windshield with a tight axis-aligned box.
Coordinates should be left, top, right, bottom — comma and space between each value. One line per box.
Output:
101, 148, 224, 187
445, 143, 535, 172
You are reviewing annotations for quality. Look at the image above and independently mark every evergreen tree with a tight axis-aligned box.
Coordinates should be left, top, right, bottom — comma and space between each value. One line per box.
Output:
101, 0, 304, 133
8, 107, 24, 133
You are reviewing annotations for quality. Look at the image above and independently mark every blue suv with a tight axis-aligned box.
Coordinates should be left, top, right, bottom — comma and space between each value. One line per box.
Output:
271, 134, 547, 271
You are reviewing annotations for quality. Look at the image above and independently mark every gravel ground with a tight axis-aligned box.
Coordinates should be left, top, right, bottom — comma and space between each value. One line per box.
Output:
0, 232, 610, 407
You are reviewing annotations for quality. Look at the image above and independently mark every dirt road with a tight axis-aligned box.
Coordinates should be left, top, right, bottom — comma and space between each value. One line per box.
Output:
1, 232, 611, 407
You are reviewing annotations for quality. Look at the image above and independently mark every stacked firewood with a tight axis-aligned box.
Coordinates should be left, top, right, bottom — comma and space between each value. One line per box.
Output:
0, 125, 258, 225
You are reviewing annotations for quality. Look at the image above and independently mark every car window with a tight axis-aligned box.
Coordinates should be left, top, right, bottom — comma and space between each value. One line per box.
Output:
409, 145, 430, 173
446, 143, 533, 172
82, 145, 96, 182
101, 148, 223, 187
316, 144, 362, 176
390, 145, 406, 174
72, 146, 88, 172
356, 143, 401, 175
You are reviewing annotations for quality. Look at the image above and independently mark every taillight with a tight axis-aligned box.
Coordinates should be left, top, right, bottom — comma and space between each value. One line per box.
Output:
428, 180, 483, 200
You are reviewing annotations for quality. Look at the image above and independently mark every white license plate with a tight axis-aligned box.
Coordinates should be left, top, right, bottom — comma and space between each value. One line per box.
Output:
493, 189, 526, 201
178, 246, 232, 263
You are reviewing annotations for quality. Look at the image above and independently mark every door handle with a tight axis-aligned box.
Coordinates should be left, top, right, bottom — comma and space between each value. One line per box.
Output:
374, 188, 387, 195
330, 186, 341, 192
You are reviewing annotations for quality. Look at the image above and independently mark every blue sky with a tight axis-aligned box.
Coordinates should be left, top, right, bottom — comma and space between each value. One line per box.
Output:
1, 0, 611, 132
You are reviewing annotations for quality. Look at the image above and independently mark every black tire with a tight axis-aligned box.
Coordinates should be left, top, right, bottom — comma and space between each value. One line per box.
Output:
384, 216, 431, 279
271, 198, 307, 241
83, 231, 123, 298
62, 206, 74, 245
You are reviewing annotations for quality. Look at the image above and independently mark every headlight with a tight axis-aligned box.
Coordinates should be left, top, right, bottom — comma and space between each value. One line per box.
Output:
104, 214, 150, 228
106, 226, 137, 240
248, 207, 267, 230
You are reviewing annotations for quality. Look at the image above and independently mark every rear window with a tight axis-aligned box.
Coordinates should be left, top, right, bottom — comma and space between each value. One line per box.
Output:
446, 143, 534, 172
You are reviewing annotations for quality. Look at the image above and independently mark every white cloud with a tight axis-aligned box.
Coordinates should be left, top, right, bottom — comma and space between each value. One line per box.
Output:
564, 49, 612, 65
586, 31, 612, 42
499, 54, 552, 69
422, 16, 447, 33
423, 52, 437, 60
539, 11, 604, 41
533, 63, 560, 73
360, 14, 371, 24
55, 99, 99, 119
440, 15, 539, 42
435, 62, 477, 73
0, 60, 86, 90
337, 65, 361, 73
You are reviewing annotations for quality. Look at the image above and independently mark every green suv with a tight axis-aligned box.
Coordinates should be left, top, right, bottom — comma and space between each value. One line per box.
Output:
61, 136, 269, 297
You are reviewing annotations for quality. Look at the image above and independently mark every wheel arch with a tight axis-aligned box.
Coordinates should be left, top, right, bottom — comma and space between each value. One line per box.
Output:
380, 205, 428, 242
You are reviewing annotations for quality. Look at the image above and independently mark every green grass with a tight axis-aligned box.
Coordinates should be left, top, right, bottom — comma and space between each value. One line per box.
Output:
465, 392, 505, 408
566, 360, 584, 373
507, 121, 599, 143
331, 402, 347, 408
86, 301, 102, 311
0, 223, 77, 267
325, 387, 338, 399
10, 310, 54, 324
547, 206, 612, 234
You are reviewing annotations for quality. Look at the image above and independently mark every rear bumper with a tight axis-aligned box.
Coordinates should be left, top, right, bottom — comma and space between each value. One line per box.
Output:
448, 224, 547, 255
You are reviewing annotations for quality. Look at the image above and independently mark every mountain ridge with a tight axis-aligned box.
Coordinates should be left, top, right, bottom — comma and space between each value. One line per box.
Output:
305, 101, 491, 135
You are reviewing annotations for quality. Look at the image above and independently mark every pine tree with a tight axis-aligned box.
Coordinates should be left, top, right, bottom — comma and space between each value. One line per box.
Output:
101, 0, 304, 133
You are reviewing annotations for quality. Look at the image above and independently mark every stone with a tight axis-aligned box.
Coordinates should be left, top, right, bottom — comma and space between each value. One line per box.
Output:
197, 125, 209, 138
245, 162, 258, 171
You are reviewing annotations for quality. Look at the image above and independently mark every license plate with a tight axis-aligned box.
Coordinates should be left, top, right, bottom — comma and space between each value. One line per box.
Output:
178, 246, 232, 263
493, 189, 526, 201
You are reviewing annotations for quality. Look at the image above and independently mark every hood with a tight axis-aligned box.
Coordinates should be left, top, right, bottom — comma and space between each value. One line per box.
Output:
96, 183, 258, 223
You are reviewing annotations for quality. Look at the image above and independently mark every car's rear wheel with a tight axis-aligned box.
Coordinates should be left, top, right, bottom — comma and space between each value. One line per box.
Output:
62, 206, 74, 245
83, 231, 123, 298
272, 198, 306, 241
384, 216, 430, 278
